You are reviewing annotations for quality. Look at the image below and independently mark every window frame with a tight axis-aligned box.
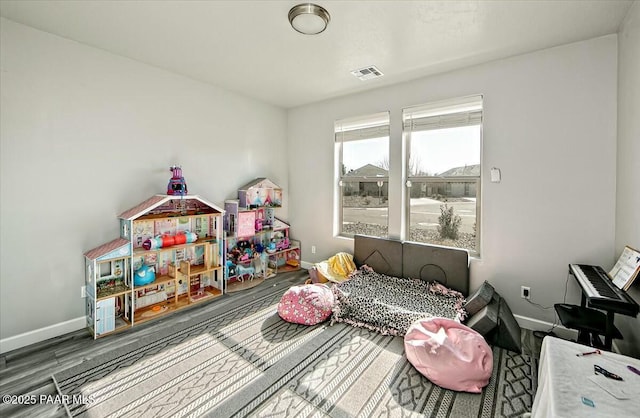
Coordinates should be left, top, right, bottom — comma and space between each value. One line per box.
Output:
402, 96, 483, 256
335, 112, 390, 238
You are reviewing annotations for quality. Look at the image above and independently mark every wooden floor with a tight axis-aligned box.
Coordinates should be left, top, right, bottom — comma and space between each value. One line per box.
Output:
0, 270, 544, 418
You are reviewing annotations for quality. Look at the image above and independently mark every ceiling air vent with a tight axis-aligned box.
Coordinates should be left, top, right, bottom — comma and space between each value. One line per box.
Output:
351, 66, 384, 81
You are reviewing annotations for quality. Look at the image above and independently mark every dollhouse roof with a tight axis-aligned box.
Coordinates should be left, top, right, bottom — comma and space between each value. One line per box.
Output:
272, 218, 290, 231
118, 194, 223, 221
84, 238, 130, 261
237, 178, 281, 192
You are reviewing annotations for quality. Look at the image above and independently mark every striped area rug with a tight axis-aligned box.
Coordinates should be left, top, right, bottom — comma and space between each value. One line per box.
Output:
53, 278, 538, 417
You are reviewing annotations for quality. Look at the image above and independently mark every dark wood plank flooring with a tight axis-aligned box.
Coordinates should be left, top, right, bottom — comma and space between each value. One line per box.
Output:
0, 270, 543, 417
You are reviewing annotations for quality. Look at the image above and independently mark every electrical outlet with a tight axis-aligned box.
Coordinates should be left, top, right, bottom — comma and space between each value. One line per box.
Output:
311, 245, 316, 254
521, 286, 531, 300
81, 285, 86, 298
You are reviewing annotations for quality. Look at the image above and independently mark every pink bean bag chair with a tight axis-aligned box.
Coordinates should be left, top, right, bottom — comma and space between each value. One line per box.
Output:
277, 284, 334, 325
404, 317, 493, 393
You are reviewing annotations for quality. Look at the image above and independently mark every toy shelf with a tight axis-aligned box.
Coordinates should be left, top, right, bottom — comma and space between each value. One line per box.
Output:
96, 284, 130, 301
85, 194, 225, 339
134, 275, 175, 291
265, 241, 300, 255
225, 222, 291, 241
187, 264, 222, 276
189, 287, 223, 304
266, 240, 301, 275
133, 286, 223, 325
224, 191, 300, 285
95, 317, 132, 337
129, 221, 223, 328
132, 237, 221, 256
133, 297, 187, 325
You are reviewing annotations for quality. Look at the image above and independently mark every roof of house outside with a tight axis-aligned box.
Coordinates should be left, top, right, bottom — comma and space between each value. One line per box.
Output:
344, 163, 478, 178
438, 164, 480, 177
344, 164, 388, 177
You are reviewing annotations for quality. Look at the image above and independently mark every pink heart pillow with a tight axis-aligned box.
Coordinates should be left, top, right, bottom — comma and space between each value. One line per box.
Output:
277, 284, 334, 325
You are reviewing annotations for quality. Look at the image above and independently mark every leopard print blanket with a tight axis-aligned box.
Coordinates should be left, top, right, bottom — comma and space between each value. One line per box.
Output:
331, 267, 466, 336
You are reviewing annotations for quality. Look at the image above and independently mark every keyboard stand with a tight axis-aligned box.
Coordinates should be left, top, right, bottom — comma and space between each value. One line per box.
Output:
554, 303, 622, 350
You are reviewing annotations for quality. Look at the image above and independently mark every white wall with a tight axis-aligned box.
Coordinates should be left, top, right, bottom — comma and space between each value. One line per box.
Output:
0, 19, 287, 346
288, 36, 618, 326
614, 2, 640, 358
1, 15, 629, 355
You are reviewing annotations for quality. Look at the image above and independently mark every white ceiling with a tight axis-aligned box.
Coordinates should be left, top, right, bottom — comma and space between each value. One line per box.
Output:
0, 0, 634, 109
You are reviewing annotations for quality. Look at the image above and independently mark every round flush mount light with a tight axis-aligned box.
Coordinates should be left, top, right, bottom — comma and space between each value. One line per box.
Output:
288, 3, 330, 35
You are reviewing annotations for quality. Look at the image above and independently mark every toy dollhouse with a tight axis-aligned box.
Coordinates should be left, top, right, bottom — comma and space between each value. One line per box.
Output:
224, 178, 300, 284
84, 238, 131, 336
84, 193, 224, 338
237, 177, 283, 208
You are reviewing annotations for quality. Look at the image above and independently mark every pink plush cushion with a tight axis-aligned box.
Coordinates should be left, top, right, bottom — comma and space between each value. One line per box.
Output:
277, 284, 334, 325
404, 317, 493, 393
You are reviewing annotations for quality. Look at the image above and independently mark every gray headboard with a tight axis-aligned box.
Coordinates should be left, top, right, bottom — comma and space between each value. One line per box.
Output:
353, 235, 470, 296
353, 235, 403, 278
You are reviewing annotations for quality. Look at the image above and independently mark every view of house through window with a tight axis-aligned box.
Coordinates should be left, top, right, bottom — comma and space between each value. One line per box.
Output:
335, 112, 390, 238
334, 98, 481, 255
403, 96, 482, 255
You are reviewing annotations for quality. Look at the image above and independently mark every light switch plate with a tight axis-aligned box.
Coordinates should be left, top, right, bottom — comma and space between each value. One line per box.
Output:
490, 167, 501, 183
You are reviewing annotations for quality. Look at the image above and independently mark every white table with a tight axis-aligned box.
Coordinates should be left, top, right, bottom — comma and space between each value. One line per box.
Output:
532, 336, 640, 417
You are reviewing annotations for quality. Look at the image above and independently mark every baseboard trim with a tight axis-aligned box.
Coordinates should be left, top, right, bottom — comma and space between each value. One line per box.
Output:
514, 314, 578, 341
300, 261, 313, 270
0, 317, 86, 354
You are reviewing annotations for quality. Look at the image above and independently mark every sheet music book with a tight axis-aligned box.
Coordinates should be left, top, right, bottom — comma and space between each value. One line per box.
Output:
608, 246, 640, 291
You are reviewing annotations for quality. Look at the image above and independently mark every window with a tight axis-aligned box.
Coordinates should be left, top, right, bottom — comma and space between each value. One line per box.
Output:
99, 261, 113, 278
335, 112, 390, 238
403, 96, 482, 255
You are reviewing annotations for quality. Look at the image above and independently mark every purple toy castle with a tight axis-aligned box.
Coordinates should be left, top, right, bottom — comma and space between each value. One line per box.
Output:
167, 165, 188, 196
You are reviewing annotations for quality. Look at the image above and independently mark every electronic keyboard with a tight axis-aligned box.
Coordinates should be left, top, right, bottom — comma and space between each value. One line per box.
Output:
569, 264, 639, 317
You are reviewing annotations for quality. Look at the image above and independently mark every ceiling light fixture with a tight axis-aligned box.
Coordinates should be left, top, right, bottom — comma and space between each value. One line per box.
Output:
288, 3, 330, 35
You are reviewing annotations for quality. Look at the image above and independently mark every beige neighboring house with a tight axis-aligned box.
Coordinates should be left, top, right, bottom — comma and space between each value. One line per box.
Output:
410, 164, 479, 198
343, 164, 388, 197
343, 163, 479, 199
